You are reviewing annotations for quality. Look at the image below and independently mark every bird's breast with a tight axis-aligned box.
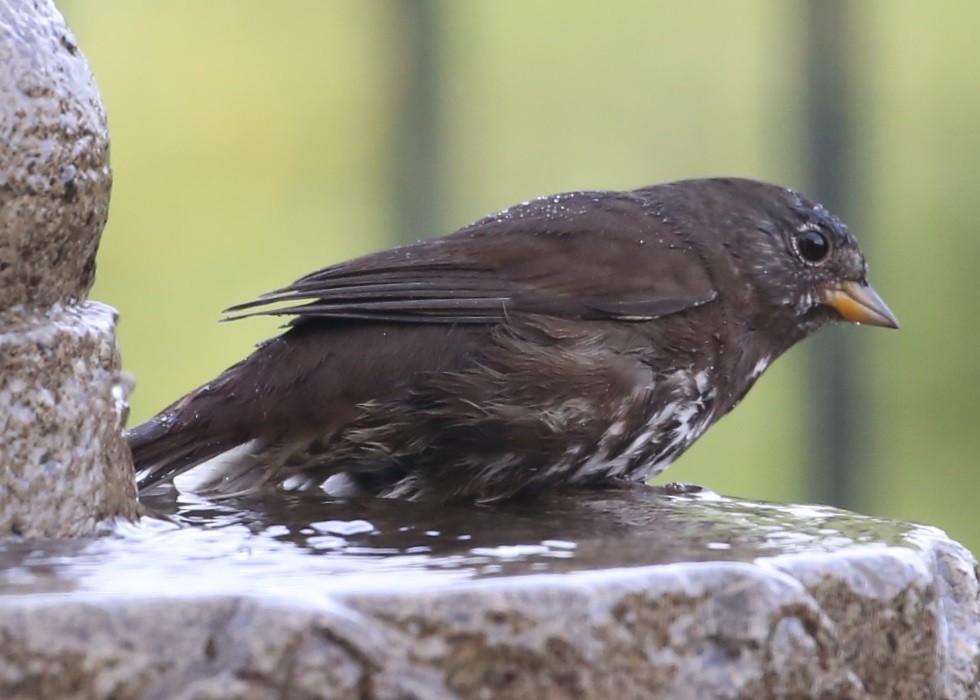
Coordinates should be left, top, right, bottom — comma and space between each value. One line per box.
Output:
562, 367, 718, 485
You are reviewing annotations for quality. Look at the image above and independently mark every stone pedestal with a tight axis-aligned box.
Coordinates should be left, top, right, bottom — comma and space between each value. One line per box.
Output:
0, 488, 976, 698
0, 0, 138, 536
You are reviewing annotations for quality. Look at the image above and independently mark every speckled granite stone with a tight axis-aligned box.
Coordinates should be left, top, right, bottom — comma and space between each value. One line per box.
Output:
0, 0, 112, 307
0, 303, 137, 536
0, 0, 137, 536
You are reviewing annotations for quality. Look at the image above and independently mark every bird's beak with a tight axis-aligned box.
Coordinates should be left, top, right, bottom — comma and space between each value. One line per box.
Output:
821, 281, 900, 329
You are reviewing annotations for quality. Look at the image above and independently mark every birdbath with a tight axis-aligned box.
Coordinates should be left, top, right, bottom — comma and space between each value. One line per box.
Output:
1, 487, 977, 698
0, 4, 977, 700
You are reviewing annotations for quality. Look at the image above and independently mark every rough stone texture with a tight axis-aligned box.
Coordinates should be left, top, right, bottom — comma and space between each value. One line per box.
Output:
0, 0, 112, 307
0, 0, 137, 537
0, 303, 138, 537
764, 544, 976, 699
0, 490, 975, 699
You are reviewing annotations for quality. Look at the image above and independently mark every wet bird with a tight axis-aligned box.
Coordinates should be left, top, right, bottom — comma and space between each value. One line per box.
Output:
130, 178, 898, 502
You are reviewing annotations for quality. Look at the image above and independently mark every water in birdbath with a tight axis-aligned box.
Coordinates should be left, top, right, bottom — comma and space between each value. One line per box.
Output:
0, 486, 939, 601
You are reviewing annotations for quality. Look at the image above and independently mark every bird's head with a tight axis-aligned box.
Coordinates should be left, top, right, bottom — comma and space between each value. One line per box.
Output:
693, 178, 899, 339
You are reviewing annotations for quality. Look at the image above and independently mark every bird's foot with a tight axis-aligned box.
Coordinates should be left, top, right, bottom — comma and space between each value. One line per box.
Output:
659, 482, 706, 495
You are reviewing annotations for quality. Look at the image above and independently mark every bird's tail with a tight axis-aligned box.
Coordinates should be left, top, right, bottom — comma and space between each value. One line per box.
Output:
130, 417, 241, 492
129, 363, 250, 493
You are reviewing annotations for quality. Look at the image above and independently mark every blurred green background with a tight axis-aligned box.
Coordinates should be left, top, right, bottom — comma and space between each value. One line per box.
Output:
66, 2, 977, 554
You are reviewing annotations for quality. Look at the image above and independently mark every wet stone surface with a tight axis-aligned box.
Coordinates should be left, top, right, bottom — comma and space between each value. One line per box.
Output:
0, 486, 977, 698
0, 302, 137, 537
0, 0, 136, 537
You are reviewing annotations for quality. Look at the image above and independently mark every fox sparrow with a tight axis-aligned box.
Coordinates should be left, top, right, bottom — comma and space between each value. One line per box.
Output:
131, 178, 898, 502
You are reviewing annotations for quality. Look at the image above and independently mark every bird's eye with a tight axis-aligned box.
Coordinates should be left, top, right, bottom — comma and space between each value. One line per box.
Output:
793, 228, 831, 264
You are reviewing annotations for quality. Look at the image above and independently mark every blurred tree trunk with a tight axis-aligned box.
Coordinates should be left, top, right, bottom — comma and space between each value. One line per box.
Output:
391, 1, 443, 244
801, 0, 868, 510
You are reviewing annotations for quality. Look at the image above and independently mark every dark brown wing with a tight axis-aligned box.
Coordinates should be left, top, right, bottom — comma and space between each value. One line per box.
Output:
224, 188, 718, 326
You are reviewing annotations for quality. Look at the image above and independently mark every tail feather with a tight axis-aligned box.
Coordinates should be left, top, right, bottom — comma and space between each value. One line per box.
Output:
129, 358, 254, 492
130, 415, 244, 492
